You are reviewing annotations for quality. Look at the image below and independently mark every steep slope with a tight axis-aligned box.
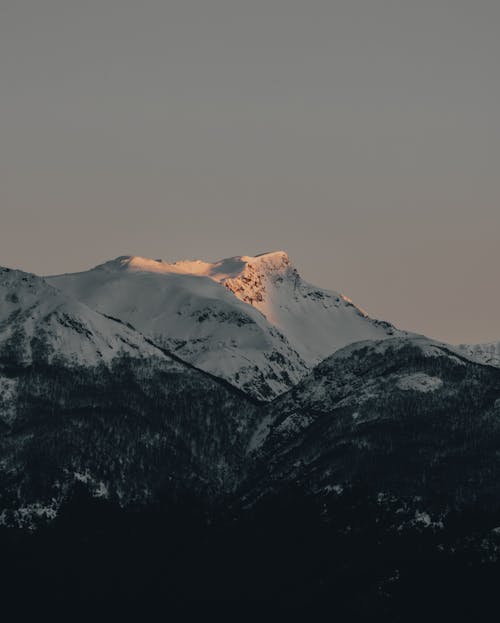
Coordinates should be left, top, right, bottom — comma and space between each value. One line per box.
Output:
457, 341, 500, 368
214, 250, 408, 364
245, 337, 500, 508
0, 267, 261, 525
48, 257, 308, 401
48, 251, 407, 398
0, 266, 166, 368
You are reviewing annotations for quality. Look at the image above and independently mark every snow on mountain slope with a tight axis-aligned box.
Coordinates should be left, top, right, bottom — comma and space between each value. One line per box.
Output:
0, 266, 171, 368
266, 336, 462, 418
248, 336, 458, 451
102, 251, 406, 365
0, 266, 265, 520
47, 251, 410, 399
212, 251, 409, 364
457, 342, 500, 368
48, 257, 308, 400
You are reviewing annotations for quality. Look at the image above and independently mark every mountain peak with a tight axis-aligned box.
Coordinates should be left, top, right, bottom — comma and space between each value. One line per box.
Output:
49, 249, 404, 378
90, 251, 294, 281
255, 250, 288, 257
249, 250, 290, 263
238, 250, 292, 274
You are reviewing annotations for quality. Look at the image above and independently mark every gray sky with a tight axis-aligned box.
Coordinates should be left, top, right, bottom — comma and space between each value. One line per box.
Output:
1, 0, 499, 344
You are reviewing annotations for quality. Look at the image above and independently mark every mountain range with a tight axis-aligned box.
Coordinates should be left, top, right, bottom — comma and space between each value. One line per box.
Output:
4, 249, 500, 619
1, 250, 500, 528
47, 251, 408, 400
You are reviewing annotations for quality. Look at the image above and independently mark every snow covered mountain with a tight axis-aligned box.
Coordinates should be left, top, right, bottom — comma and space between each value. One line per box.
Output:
48, 256, 308, 401
5, 255, 500, 618
0, 266, 261, 525
3, 264, 500, 531
0, 266, 166, 370
48, 251, 407, 399
210, 250, 407, 363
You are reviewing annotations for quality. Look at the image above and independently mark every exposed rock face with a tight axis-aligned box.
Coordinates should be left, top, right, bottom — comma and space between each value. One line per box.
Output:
216, 251, 407, 364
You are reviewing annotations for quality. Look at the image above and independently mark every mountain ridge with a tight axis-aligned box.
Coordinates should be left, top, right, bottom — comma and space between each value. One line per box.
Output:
242, 335, 500, 510
48, 250, 408, 398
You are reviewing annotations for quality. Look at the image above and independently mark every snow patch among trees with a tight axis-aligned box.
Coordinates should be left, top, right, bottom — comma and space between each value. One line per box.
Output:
397, 373, 443, 393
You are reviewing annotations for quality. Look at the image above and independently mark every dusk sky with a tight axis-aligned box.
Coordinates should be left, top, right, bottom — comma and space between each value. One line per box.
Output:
1, 0, 499, 344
